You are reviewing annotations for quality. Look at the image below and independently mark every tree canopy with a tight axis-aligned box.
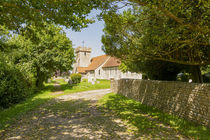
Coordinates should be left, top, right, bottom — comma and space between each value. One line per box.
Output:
1, 0, 103, 31
0, 0, 105, 107
8, 24, 74, 88
102, 0, 209, 66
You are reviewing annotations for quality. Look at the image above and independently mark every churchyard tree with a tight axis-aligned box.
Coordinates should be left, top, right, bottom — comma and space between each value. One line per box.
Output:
8, 24, 74, 88
101, 0, 209, 82
1, 0, 100, 107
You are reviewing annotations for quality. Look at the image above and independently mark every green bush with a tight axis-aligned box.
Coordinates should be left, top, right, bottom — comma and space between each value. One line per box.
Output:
0, 61, 33, 108
177, 72, 189, 82
82, 79, 87, 82
70, 73, 82, 84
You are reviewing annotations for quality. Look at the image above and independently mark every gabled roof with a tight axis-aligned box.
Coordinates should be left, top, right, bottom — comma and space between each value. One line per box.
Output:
85, 55, 109, 71
76, 55, 122, 73
77, 67, 88, 74
103, 57, 121, 68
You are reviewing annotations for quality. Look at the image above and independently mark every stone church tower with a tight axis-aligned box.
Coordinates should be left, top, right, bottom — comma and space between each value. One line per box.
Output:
73, 47, 91, 73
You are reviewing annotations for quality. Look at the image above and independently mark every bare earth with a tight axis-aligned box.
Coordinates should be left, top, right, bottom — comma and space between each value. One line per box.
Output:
0, 88, 188, 140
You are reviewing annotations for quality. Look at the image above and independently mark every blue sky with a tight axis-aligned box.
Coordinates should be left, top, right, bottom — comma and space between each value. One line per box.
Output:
64, 10, 105, 57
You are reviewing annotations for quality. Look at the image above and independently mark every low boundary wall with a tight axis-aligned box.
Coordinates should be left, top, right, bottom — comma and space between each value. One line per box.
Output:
111, 79, 210, 127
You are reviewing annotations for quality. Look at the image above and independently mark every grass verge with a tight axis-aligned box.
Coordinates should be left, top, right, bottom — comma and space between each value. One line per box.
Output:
98, 93, 210, 139
59, 79, 110, 95
0, 84, 55, 131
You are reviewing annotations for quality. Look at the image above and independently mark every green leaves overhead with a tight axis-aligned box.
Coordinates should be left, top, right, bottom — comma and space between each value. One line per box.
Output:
0, 0, 103, 31
102, 0, 210, 66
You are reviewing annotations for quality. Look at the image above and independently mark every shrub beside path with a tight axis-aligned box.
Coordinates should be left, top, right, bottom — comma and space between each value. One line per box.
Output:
0, 84, 189, 139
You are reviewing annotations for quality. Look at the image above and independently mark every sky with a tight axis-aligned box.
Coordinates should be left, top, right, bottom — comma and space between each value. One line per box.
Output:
64, 10, 105, 58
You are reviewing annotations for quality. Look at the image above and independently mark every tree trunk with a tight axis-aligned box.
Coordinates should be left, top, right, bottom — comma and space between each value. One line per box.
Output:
36, 68, 45, 89
36, 78, 44, 89
191, 65, 203, 83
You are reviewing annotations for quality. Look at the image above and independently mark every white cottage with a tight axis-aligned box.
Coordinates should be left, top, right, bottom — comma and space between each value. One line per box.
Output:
73, 46, 142, 80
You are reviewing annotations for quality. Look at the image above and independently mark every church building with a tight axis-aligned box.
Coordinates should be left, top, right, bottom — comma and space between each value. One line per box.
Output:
73, 47, 142, 80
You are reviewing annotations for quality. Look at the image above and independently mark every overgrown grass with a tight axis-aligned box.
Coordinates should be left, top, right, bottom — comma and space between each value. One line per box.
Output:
0, 79, 110, 131
98, 93, 210, 139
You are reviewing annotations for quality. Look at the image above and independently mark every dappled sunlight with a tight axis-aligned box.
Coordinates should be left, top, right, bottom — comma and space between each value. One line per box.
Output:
1, 80, 208, 139
0, 96, 50, 130
0, 79, 111, 132
7, 136, 22, 140
98, 93, 210, 139
0, 97, 136, 139
115, 79, 210, 129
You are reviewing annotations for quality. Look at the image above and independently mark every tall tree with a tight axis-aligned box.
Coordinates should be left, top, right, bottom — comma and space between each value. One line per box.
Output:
9, 24, 74, 88
102, 1, 209, 82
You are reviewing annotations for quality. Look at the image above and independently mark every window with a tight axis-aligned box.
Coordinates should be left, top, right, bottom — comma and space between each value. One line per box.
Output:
99, 70, 100, 75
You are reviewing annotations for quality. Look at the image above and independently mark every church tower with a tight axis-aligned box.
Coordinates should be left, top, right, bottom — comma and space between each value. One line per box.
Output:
73, 46, 91, 73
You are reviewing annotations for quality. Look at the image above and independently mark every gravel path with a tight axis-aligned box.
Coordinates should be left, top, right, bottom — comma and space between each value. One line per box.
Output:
58, 89, 111, 101
0, 86, 189, 140
0, 88, 136, 140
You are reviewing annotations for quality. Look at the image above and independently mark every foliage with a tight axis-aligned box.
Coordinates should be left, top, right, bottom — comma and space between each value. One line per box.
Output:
8, 24, 75, 88
0, 0, 107, 110
0, 59, 33, 108
0, 83, 55, 130
99, 93, 210, 139
201, 65, 210, 75
201, 65, 210, 83
1, 0, 104, 31
70, 73, 82, 84
0, 26, 10, 52
102, 1, 209, 67
0, 26, 35, 109
101, 1, 209, 82
82, 79, 88, 82
177, 73, 190, 82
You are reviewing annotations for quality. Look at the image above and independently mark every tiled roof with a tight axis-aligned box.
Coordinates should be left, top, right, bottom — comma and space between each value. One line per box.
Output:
86, 55, 109, 71
76, 55, 121, 73
103, 57, 121, 68
77, 67, 88, 74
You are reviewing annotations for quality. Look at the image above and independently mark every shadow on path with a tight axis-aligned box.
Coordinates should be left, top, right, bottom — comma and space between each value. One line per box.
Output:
0, 88, 191, 139
0, 97, 135, 140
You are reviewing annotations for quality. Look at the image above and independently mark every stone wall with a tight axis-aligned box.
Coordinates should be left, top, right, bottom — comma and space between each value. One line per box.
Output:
111, 79, 210, 127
